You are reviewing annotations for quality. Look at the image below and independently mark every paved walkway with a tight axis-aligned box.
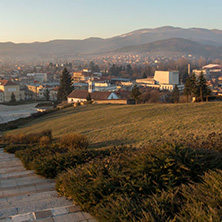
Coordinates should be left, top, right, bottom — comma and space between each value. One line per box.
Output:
0, 148, 97, 222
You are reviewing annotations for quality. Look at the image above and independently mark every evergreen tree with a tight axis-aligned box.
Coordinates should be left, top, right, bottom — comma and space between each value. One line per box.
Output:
183, 76, 192, 102
86, 93, 92, 104
131, 84, 141, 104
171, 85, 180, 103
57, 68, 73, 101
10, 92, 16, 103
197, 72, 211, 102
142, 72, 147, 78
126, 64, 133, 75
89, 61, 100, 72
44, 88, 50, 101
190, 73, 198, 100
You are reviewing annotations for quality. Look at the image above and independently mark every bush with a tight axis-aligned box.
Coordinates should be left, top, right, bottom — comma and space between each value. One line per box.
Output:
33, 148, 118, 178
3, 130, 52, 145
4, 144, 29, 153
56, 143, 222, 222
60, 133, 89, 150
39, 136, 51, 146
15, 144, 65, 169
176, 170, 222, 221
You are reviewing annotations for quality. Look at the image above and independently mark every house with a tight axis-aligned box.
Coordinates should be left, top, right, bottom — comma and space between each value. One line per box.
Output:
72, 69, 102, 83
49, 86, 59, 101
27, 73, 48, 83
0, 80, 24, 102
0, 90, 4, 103
67, 90, 119, 103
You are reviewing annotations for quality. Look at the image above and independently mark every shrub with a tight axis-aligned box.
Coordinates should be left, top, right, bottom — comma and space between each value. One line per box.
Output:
3, 130, 52, 145
4, 144, 29, 153
176, 170, 222, 221
60, 133, 89, 150
33, 148, 118, 178
41, 129, 52, 141
56, 143, 222, 222
15, 144, 65, 169
39, 136, 51, 146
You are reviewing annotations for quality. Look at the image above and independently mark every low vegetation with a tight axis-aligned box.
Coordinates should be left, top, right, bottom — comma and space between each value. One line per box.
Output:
6, 103, 222, 148
56, 135, 222, 221
1, 103, 222, 221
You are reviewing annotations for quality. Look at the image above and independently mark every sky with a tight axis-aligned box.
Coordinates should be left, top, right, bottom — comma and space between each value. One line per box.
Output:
0, 0, 222, 43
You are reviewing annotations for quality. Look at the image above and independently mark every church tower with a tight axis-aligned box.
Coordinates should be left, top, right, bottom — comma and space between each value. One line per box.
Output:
88, 78, 95, 93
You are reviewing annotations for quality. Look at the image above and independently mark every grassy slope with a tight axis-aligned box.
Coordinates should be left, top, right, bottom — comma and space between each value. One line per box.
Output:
8, 102, 222, 148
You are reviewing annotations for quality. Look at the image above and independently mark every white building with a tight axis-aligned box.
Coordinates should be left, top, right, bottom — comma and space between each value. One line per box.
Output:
154, 71, 179, 85
136, 71, 183, 92
67, 90, 119, 103
67, 79, 119, 103
27, 73, 48, 83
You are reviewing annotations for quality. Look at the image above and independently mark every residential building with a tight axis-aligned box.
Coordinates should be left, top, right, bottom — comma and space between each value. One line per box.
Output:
27, 73, 48, 83
67, 90, 119, 103
0, 80, 24, 102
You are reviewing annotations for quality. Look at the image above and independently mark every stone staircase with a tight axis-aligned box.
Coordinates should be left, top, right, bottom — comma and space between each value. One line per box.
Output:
0, 148, 97, 222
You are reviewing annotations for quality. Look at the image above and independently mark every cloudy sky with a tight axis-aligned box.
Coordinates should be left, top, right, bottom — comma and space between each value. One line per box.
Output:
0, 0, 221, 43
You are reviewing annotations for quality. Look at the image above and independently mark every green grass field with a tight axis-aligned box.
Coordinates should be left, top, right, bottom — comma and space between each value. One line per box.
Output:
4, 102, 222, 221
8, 102, 222, 149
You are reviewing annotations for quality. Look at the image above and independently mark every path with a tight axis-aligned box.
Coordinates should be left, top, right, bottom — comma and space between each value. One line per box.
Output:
0, 148, 97, 222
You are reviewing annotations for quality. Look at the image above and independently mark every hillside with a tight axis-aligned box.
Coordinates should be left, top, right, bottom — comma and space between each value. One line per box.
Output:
4, 102, 222, 221
114, 38, 222, 57
1, 26, 222, 60
8, 102, 222, 148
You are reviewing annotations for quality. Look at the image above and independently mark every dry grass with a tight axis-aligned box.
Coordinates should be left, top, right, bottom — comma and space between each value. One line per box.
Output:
7, 102, 222, 149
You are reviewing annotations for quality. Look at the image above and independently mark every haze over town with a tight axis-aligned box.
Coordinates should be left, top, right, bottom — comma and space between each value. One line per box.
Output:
0, 1, 222, 222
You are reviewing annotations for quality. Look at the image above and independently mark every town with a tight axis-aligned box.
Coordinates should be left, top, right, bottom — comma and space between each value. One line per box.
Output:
0, 58, 222, 105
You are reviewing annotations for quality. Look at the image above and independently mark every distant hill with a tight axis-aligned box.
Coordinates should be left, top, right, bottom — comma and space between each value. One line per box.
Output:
1, 26, 222, 60
113, 38, 222, 57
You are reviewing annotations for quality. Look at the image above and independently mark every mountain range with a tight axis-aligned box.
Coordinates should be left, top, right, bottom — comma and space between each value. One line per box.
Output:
1, 26, 222, 61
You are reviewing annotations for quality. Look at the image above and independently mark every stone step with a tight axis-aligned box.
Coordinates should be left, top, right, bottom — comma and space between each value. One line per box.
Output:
0, 161, 23, 169
0, 170, 35, 179
2, 205, 97, 222
0, 182, 55, 198
0, 166, 26, 174
0, 196, 73, 220
0, 191, 62, 208
0, 178, 55, 191
0, 148, 97, 222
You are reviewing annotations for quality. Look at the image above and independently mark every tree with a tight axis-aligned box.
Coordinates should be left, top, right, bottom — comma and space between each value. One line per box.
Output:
190, 73, 198, 100
44, 88, 50, 101
183, 76, 192, 102
10, 92, 16, 103
197, 72, 211, 102
126, 64, 133, 75
57, 68, 73, 101
131, 84, 141, 104
89, 61, 100, 73
142, 72, 147, 78
171, 85, 180, 103
86, 93, 92, 104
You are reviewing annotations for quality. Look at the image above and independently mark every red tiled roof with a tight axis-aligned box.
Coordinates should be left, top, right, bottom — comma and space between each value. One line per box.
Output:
67, 90, 89, 99
0, 80, 18, 86
91, 91, 112, 100
67, 90, 113, 100
52, 86, 60, 91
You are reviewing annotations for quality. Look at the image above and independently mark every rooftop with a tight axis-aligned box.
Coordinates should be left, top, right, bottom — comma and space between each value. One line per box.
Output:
68, 90, 114, 100
0, 80, 18, 86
